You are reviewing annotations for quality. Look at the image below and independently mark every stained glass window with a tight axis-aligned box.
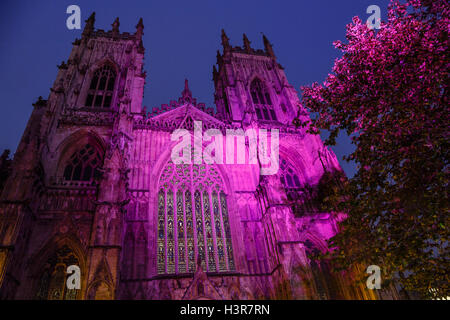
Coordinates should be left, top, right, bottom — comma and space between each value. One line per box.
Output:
220, 191, 235, 271
212, 191, 226, 272
157, 190, 165, 274
203, 190, 216, 272
195, 190, 206, 270
176, 190, 186, 273
185, 190, 195, 272
157, 162, 235, 274
166, 190, 175, 274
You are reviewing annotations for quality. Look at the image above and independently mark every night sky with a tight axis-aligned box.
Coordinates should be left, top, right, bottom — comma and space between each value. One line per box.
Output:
0, 0, 391, 177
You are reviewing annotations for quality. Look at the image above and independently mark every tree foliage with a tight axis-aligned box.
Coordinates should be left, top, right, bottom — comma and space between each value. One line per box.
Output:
297, 0, 449, 299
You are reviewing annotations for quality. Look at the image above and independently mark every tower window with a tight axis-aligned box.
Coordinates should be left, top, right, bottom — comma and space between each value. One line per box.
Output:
157, 162, 235, 275
250, 79, 277, 121
63, 144, 102, 182
85, 65, 116, 108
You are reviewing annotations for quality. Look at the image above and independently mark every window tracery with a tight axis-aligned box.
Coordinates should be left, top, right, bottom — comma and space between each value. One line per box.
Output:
157, 163, 235, 274
85, 65, 116, 108
250, 78, 277, 121
63, 144, 102, 182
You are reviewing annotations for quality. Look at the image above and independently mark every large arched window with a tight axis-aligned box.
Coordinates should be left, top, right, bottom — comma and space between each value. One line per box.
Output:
35, 245, 81, 300
63, 144, 102, 182
250, 78, 276, 121
157, 162, 235, 275
85, 65, 116, 108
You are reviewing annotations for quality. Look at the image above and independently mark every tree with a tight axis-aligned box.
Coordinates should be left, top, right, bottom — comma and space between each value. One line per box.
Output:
297, 0, 449, 299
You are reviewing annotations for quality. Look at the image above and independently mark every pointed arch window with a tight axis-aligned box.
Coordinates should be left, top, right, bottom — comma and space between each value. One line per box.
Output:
280, 159, 301, 190
279, 159, 314, 216
85, 65, 116, 108
63, 144, 102, 182
157, 162, 235, 275
250, 78, 277, 121
35, 245, 81, 300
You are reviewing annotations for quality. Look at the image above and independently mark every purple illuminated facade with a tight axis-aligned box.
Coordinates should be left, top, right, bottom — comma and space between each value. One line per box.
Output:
0, 15, 397, 300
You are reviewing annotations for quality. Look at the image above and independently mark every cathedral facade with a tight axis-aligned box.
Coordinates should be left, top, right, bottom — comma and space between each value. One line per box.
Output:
0, 14, 382, 300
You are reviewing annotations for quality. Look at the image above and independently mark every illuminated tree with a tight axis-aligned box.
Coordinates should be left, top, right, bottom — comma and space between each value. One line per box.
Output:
297, 0, 449, 299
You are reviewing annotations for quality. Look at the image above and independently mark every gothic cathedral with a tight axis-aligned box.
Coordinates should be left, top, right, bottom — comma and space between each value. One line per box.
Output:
0, 14, 382, 300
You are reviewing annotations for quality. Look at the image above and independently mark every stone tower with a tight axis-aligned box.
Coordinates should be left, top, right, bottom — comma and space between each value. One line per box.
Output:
213, 31, 299, 125
211, 31, 352, 299
0, 13, 146, 299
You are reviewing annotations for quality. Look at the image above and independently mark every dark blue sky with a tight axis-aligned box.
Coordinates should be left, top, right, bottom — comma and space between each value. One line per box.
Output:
0, 0, 390, 177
